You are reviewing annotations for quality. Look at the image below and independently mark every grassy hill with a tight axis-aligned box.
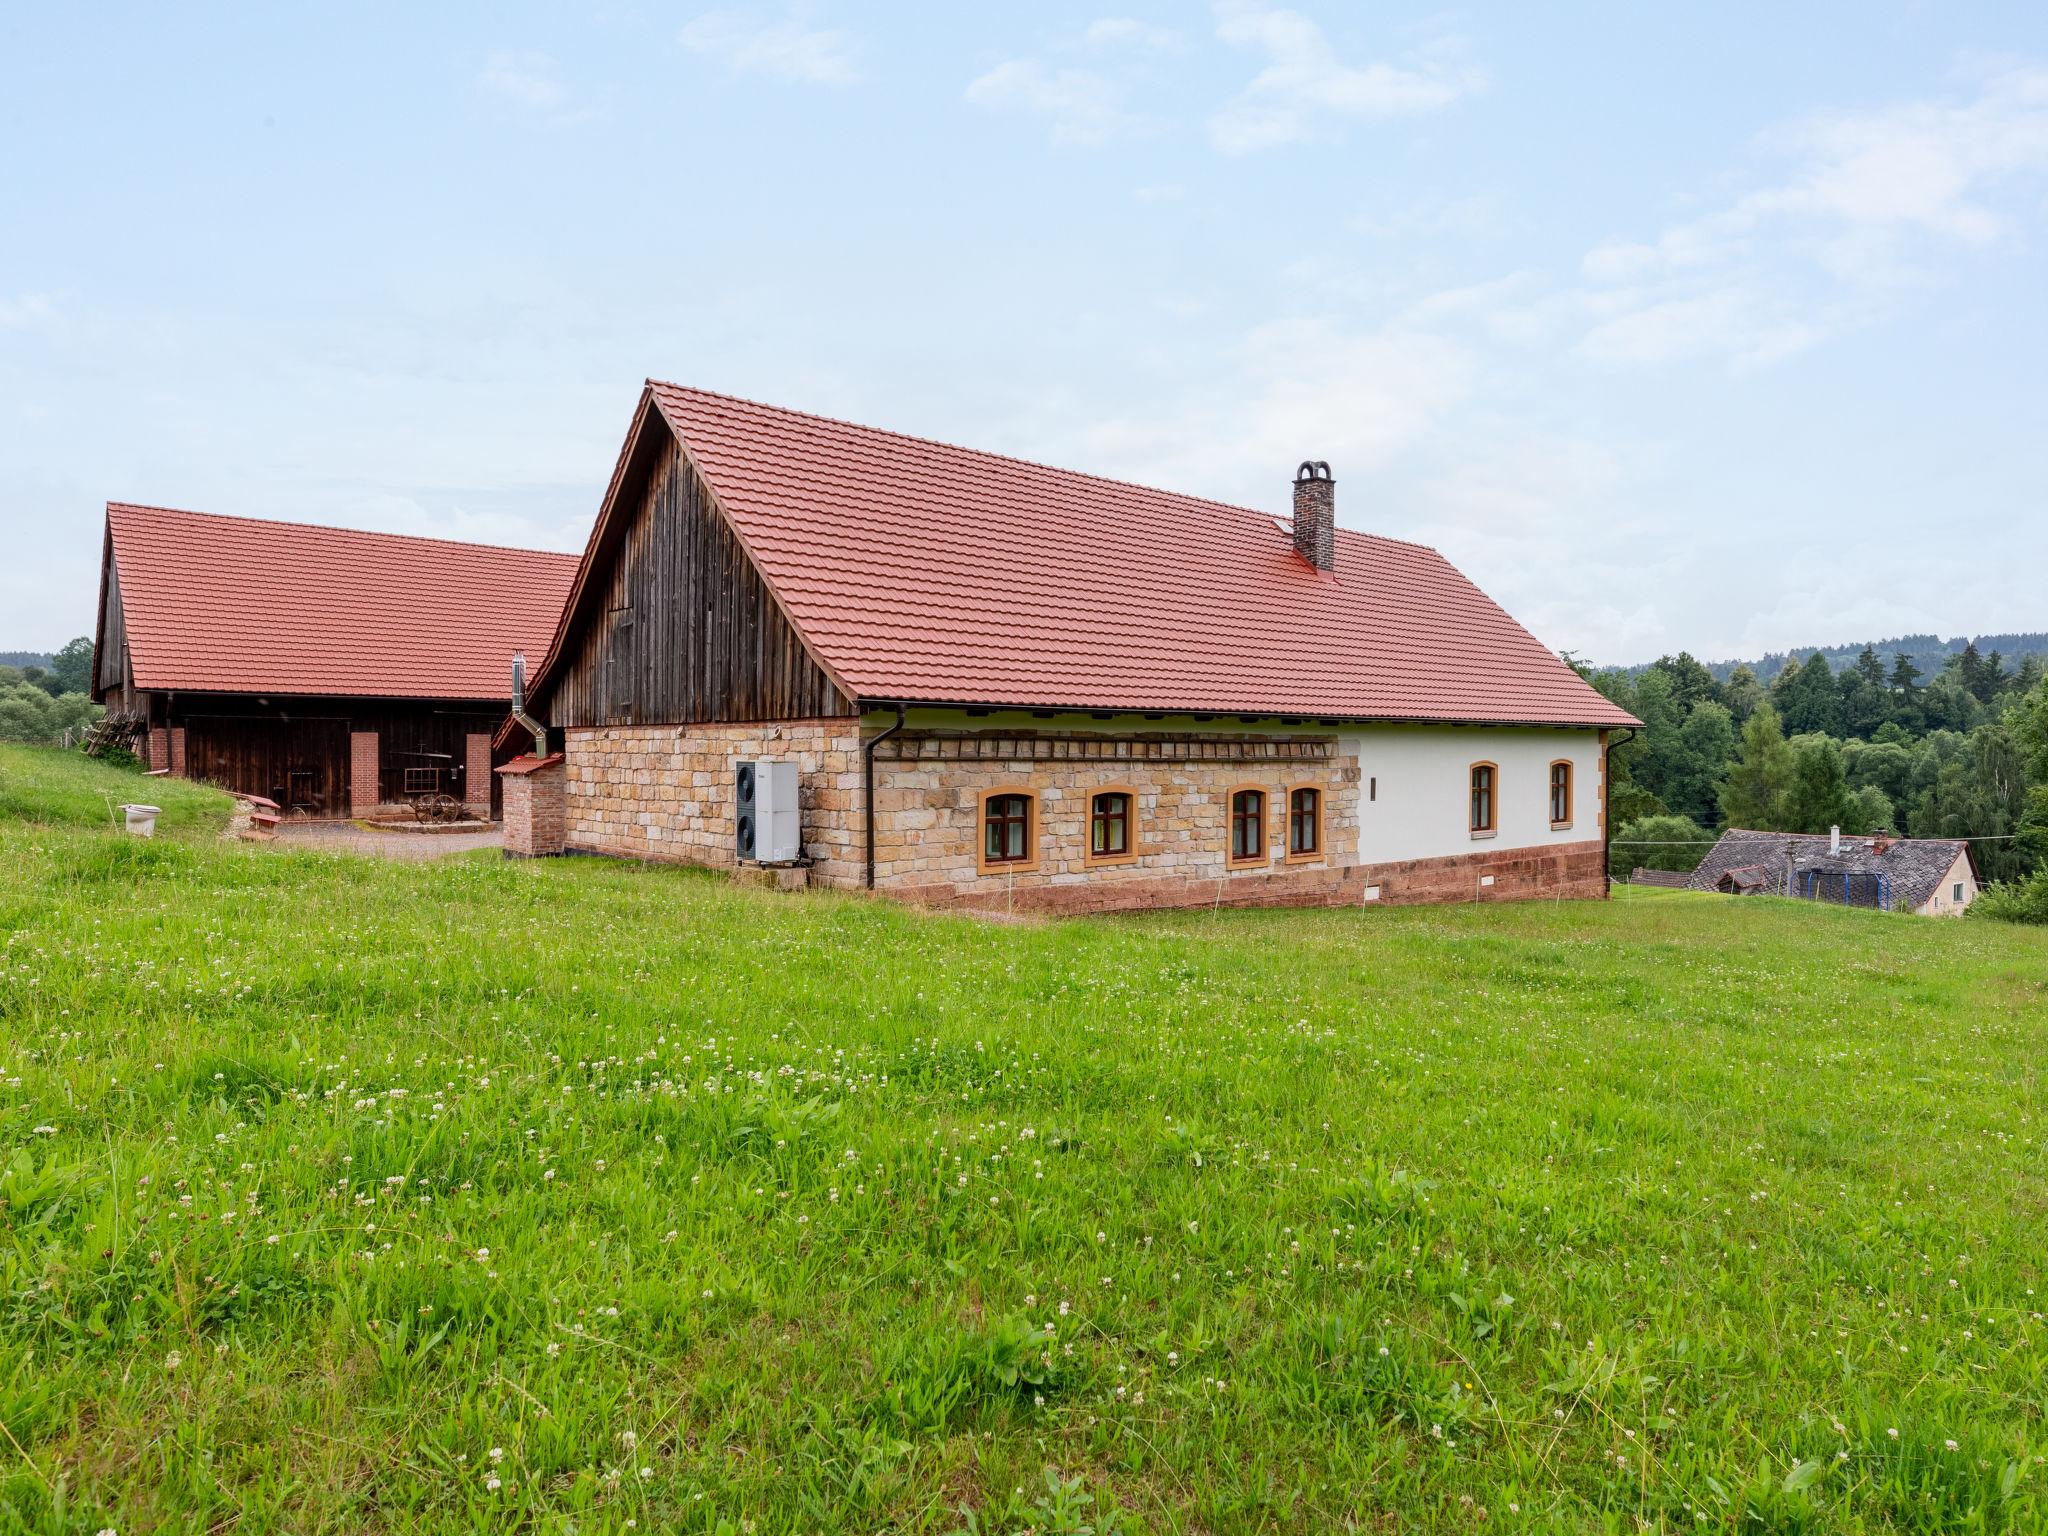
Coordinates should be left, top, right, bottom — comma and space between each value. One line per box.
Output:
2, 744, 2045, 1532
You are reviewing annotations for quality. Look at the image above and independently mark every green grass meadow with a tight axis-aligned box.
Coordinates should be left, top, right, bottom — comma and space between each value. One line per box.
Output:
2, 744, 2045, 1533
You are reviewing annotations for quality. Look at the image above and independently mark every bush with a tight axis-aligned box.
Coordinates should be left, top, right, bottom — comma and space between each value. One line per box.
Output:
1609, 813, 1710, 877
1970, 871, 2048, 926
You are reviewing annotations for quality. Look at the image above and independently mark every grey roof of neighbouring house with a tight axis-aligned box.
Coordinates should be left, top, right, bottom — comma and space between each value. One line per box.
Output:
1685, 829, 1972, 911
1629, 868, 1694, 889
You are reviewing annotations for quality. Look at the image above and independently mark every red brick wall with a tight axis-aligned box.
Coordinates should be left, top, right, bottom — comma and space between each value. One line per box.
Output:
463, 733, 493, 819
499, 757, 566, 857
169, 726, 187, 776
146, 727, 170, 772
349, 731, 379, 817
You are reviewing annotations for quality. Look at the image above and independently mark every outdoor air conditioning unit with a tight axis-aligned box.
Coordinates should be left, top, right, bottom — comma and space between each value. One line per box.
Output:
736, 759, 800, 863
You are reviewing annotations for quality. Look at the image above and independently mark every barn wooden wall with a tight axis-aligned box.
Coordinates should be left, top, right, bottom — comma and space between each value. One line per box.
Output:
539, 435, 848, 728
95, 552, 133, 704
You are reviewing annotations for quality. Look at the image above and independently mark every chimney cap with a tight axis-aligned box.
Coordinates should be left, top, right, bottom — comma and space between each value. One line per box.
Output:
1295, 460, 1333, 483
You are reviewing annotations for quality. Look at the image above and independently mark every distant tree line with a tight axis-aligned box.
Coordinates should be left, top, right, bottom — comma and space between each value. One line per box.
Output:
0, 636, 100, 742
1583, 642, 2048, 902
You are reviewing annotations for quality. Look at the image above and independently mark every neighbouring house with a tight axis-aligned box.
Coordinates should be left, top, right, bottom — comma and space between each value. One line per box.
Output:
1685, 827, 1979, 915
497, 381, 1639, 914
93, 504, 578, 818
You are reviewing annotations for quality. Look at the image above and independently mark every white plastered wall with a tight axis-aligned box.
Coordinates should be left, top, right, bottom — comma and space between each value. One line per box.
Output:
1340, 725, 1604, 865
1915, 849, 1978, 916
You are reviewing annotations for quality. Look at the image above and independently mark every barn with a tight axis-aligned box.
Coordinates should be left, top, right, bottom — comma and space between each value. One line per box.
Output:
498, 382, 1640, 913
92, 503, 578, 818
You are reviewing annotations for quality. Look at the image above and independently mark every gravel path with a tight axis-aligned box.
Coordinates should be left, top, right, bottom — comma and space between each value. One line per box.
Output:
271, 821, 503, 860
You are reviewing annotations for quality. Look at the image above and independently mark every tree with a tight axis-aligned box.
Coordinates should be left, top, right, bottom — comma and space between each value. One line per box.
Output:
1610, 813, 1710, 878
1844, 739, 1916, 809
1841, 645, 1891, 739
1783, 737, 1856, 834
1774, 652, 1843, 737
1650, 652, 1721, 713
1717, 702, 1794, 830
1722, 664, 1765, 725
1670, 700, 1735, 826
48, 636, 93, 696
1631, 668, 1688, 813
1850, 784, 1897, 835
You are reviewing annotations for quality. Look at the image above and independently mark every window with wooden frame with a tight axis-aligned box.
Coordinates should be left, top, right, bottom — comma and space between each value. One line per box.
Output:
1469, 762, 1497, 837
1227, 786, 1269, 867
977, 788, 1038, 873
1285, 784, 1323, 861
1086, 786, 1139, 867
1548, 759, 1573, 829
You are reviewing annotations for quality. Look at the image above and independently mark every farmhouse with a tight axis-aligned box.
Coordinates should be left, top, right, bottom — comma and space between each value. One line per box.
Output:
92, 504, 578, 817
500, 382, 1638, 912
1686, 827, 1978, 915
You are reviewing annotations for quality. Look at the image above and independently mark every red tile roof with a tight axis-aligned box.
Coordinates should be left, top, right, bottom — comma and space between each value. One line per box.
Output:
615, 383, 1636, 728
103, 503, 580, 701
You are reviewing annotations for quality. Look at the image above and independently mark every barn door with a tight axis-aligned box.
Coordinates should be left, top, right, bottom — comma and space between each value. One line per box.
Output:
183, 716, 351, 816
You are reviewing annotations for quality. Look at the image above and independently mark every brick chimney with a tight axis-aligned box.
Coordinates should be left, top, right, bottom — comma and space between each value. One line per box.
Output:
1293, 461, 1334, 571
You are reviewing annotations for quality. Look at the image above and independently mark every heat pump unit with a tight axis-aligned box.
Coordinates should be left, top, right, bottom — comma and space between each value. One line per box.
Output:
737, 759, 800, 863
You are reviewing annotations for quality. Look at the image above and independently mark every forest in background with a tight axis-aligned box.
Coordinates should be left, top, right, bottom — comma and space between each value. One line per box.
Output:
1584, 640, 2048, 898
1622, 631, 2048, 684
0, 636, 96, 743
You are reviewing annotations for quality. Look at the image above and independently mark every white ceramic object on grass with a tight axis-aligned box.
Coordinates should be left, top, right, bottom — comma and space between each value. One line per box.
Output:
119, 804, 162, 837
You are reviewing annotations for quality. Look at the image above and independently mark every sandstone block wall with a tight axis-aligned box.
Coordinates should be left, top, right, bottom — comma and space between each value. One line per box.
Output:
553, 719, 1608, 914
562, 721, 863, 885
869, 754, 1361, 905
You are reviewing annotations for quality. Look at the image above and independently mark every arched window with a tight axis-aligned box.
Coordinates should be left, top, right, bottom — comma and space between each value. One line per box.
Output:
1549, 760, 1573, 828
1469, 763, 1497, 836
1228, 787, 1268, 866
1286, 785, 1322, 859
979, 789, 1036, 872
1088, 787, 1138, 865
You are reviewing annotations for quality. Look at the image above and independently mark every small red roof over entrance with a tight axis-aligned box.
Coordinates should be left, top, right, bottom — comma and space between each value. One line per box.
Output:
103, 503, 580, 700
624, 383, 1636, 727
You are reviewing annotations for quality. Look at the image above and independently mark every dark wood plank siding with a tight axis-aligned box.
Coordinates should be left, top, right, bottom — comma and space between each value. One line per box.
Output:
541, 435, 848, 728
172, 695, 508, 816
96, 557, 131, 696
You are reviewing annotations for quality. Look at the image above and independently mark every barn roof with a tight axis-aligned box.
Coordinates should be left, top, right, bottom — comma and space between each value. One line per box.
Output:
1685, 828, 1972, 911
101, 503, 580, 701
530, 382, 1638, 728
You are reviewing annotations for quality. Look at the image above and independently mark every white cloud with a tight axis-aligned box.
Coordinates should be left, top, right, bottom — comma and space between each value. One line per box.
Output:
1208, 3, 1483, 154
1574, 63, 2048, 368
1083, 17, 1179, 52
966, 16, 1177, 145
1077, 317, 1473, 503
678, 8, 859, 85
964, 59, 1139, 146
0, 293, 59, 330
478, 51, 578, 118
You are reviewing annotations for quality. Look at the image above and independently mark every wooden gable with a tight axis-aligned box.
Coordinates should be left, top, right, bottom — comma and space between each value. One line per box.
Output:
534, 410, 850, 729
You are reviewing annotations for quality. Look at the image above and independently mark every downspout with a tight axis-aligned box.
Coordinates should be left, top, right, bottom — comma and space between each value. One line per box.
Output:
510, 651, 549, 760
864, 703, 907, 890
1603, 727, 1635, 897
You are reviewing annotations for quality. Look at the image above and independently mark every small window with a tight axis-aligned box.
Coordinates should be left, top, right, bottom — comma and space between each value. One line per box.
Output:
1286, 785, 1322, 859
1470, 763, 1497, 836
1229, 788, 1267, 866
1548, 760, 1573, 828
1953, 882, 1964, 902
981, 791, 1034, 868
1089, 788, 1138, 864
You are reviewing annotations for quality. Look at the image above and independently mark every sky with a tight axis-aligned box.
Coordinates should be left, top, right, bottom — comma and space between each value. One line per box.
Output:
4, 3, 2047, 666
